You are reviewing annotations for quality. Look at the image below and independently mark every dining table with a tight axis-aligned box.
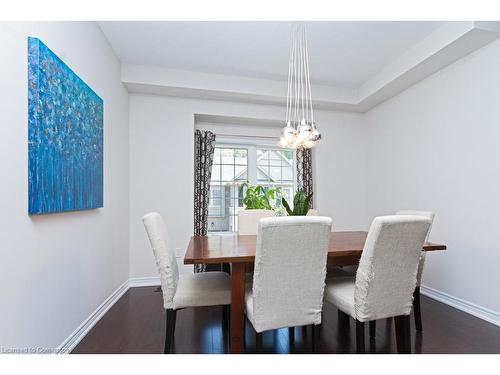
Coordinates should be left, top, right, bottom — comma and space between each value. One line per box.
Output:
184, 231, 447, 353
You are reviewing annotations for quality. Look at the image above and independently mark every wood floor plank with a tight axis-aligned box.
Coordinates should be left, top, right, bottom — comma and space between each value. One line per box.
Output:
72, 286, 500, 354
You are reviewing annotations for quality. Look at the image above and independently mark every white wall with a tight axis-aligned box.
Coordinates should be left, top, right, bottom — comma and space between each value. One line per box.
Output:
129, 95, 367, 279
365, 39, 500, 315
0, 22, 129, 350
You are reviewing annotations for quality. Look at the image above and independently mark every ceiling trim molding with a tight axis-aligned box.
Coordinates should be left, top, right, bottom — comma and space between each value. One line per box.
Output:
122, 22, 500, 113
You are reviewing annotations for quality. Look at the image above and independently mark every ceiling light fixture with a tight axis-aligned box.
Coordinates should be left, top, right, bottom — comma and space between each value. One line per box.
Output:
280, 22, 321, 149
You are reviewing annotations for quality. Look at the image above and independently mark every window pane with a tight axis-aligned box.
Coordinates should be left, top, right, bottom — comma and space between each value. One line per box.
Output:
213, 148, 221, 164
234, 165, 246, 180
257, 153, 268, 166
281, 186, 293, 201
269, 150, 282, 166
208, 208, 220, 217
282, 166, 293, 182
210, 197, 222, 207
211, 165, 221, 181
269, 166, 282, 181
257, 167, 270, 182
221, 148, 234, 164
283, 150, 293, 162
237, 185, 245, 207
221, 165, 235, 181
235, 170, 247, 181
234, 149, 247, 165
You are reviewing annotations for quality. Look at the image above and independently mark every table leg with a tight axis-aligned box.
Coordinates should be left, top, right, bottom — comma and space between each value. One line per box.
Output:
230, 262, 245, 353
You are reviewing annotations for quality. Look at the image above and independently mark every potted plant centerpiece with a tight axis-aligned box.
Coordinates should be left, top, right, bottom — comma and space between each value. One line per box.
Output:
282, 190, 313, 216
238, 184, 281, 233
241, 184, 278, 210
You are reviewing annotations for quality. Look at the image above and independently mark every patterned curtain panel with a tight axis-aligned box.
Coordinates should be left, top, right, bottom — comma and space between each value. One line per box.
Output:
296, 148, 314, 208
193, 130, 216, 273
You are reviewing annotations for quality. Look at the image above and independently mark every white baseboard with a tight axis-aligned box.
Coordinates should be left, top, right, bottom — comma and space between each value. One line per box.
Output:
420, 285, 500, 327
129, 276, 160, 287
57, 279, 130, 353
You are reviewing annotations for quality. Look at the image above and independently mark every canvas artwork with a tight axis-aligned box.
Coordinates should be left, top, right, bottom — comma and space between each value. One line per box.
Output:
28, 37, 103, 215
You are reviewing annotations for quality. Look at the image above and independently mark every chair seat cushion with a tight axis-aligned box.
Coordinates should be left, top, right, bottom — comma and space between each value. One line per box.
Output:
324, 277, 356, 319
173, 271, 231, 309
327, 265, 357, 279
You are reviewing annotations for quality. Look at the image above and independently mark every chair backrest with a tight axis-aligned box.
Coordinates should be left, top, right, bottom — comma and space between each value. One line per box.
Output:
238, 209, 275, 235
354, 215, 431, 321
142, 212, 179, 309
251, 216, 332, 332
396, 210, 435, 286
307, 209, 320, 216
396, 210, 435, 242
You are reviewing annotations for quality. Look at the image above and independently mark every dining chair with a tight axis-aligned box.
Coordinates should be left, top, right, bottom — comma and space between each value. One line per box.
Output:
368, 210, 435, 336
238, 209, 275, 235
245, 216, 332, 352
329, 209, 435, 336
395, 210, 435, 332
238, 209, 276, 279
324, 215, 431, 353
142, 212, 232, 354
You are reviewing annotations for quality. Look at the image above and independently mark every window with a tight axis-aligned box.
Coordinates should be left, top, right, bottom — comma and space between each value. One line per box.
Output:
208, 186, 224, 217
208, 144, 296, 233
257, 148, 295, 207
208, 148, 248, 232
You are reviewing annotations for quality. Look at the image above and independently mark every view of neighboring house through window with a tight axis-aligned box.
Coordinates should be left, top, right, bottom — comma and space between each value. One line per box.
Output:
208, 148, 248, 232
208, 143, 296, 233
257, 148, 295, 204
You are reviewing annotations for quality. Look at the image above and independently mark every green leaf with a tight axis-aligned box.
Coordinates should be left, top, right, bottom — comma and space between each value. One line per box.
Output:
282, 197, 293, 216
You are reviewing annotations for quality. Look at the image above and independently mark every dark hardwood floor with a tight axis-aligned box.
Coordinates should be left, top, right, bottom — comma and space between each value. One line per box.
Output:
72, 286, 500, 354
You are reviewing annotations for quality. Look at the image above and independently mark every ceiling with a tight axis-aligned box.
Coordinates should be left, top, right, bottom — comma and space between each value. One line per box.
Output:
99, 21, 445, 88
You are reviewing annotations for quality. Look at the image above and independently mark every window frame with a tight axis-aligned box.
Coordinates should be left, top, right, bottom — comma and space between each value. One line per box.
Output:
207, 138, 297, 233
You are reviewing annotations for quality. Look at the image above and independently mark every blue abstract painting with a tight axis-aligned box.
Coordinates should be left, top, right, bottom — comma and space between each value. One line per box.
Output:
28, 37, 103, 215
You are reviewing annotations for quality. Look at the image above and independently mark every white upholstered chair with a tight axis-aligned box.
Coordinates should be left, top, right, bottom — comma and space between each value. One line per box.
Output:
245, 216, 332, 352
329, 210, 435, 335
238, 209, 275, 235
142, 212, 231, 353
396, 210, 435, 332
324, 215, 431, 353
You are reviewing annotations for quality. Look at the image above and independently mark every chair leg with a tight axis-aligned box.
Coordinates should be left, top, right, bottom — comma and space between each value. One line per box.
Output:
311, 324, 319, 353
413, 286, 423, 332
356, 320, 365, 353
255, 331, 263, 352
369, 321, 376, 339
394, 315, 411, 354
288, 327, 295, 352
338, 309, 350, 329
302, 326, 308, 336
222, 305, 230, 333
164, 309, 176, 354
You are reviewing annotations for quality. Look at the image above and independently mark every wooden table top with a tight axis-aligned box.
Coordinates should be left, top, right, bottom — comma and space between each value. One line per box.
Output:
184, 231, 447, 265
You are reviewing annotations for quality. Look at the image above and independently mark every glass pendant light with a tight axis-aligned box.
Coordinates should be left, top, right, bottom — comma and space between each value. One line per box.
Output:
279, 22, 321, 149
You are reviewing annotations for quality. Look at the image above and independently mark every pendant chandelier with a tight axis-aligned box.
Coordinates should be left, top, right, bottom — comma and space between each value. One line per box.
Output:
280, 22, 321, 149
